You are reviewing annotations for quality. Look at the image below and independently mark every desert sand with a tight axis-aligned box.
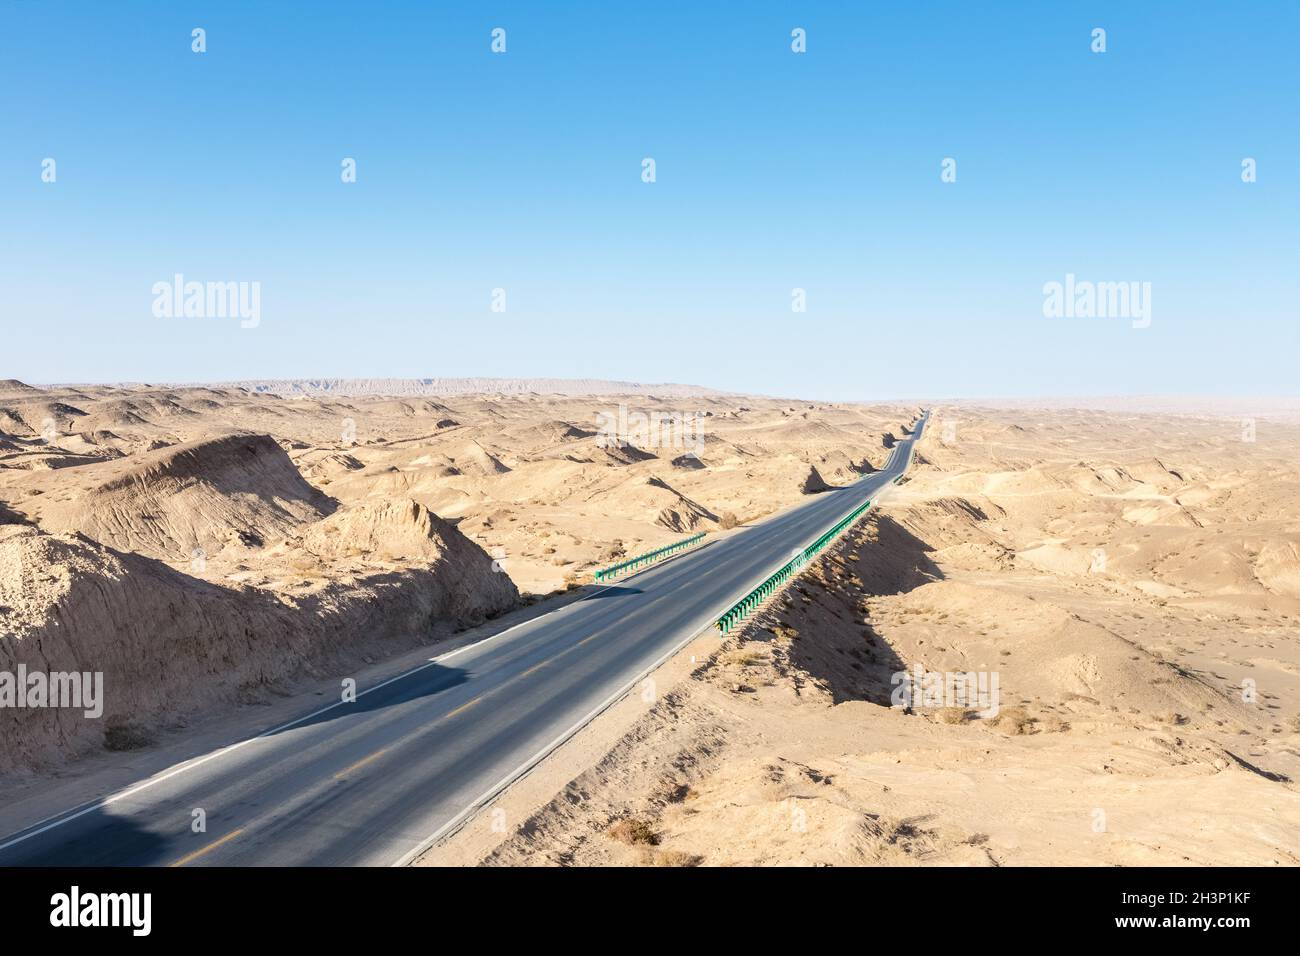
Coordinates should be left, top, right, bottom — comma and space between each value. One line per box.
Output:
422, 405, 1300, 866
4, 380, 1297, 866
0, 379, 914, 772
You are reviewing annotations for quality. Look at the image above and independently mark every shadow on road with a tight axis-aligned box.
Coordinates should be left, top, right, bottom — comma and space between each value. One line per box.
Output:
0, 803, 172, 866
583, 584, 644, 599
264, 662, 471, 735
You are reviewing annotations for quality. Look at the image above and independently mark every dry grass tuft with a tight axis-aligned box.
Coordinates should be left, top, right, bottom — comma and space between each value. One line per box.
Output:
639, 848, 701, 867
987, 706, 1035, 736
607, 817, 659, 846
935, 706, 974, 725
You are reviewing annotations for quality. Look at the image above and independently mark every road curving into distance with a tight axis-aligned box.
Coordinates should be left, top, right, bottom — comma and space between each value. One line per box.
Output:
0, 411, 928, 866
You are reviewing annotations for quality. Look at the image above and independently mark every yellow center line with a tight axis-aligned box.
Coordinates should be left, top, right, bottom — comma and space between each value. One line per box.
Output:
441, 695, 483, 721
169, 827, 245, 868
333, 747, 390, 780
434, 622, 618, 726
518, 660, 550, 679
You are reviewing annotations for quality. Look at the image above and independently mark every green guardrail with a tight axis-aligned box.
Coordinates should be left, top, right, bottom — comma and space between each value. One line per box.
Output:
594, 532, 706, 582
716, 498, 874, 635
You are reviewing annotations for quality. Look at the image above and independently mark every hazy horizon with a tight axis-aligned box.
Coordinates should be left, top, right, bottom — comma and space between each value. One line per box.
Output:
4, 2, 1296, 400
14, 375, 1300, 420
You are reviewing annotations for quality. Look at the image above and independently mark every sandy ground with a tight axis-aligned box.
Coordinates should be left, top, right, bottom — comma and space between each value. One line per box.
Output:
5, 379, 1297, 866
0, 379, 914, 772
421, 405, 1300, 866
0, 380, 915, 594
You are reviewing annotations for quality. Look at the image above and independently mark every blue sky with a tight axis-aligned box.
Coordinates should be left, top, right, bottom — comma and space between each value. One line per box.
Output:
1, 1, 1296, 400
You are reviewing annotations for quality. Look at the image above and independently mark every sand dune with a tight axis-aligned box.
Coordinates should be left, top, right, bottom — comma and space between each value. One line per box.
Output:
424, 404, 1300, 867
11, 434, 334, 561
0, 513, 516, 771
12, 381, 1293, 866
0, 380, 912, 773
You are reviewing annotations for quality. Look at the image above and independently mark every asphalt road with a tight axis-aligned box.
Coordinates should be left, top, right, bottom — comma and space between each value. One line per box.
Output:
0, 411, 928, 866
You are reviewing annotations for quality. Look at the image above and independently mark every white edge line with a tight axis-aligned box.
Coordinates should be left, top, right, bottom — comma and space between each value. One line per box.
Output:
0, 531, 730, 852
0, 510, 752, 851
0, 414, 927, 859
391, 415, 928, 866
390, 613, 710, 867
0, 595, 593, 853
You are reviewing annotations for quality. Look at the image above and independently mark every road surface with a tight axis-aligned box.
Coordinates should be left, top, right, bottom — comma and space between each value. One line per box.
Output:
0, 411, 928, 866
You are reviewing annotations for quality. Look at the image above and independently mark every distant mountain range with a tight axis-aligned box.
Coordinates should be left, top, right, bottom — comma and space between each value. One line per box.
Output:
948, 395, 1300, 421
205, 378, 728, 399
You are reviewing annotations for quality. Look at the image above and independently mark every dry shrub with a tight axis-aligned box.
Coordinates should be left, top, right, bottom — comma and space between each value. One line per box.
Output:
639, 848, 701, 867
665, 783, 698, 803
720, 512, 739, 530
936, 706, 974, 725
987, 706, 1035, 736
104, 721, 155, 752
727, 648, 767, 667
607, 817, 659, 846
1037, 714, 1071, 733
